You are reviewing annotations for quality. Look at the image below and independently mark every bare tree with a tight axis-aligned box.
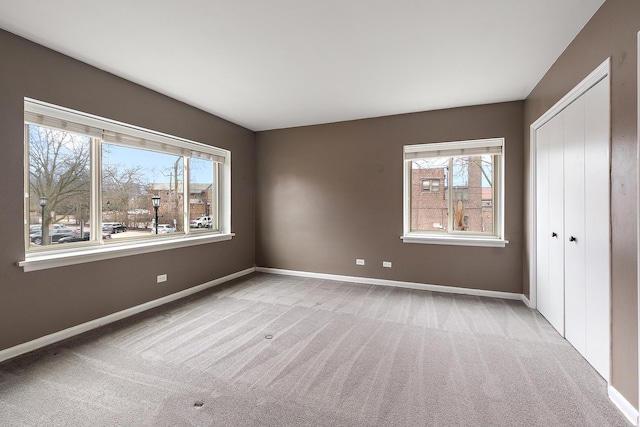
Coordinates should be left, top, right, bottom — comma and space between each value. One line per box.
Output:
102, 163, 148, 227
28, 125, 90, 244
454, 156, 492, 187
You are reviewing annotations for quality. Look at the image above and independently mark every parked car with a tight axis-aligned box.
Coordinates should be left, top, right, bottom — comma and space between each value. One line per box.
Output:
29, 224, 69, 233
190, 216, 212, 228
58, 231, 90, 243
30, 228, 76, 245
151, 224, 176, 234
103, 222, 127, 233
59, 230, 112, 243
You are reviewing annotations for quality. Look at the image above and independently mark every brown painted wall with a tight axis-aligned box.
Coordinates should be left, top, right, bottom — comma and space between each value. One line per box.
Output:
0, 30, 255, 352
256, 102, 524, 293
524, 0, 639, 407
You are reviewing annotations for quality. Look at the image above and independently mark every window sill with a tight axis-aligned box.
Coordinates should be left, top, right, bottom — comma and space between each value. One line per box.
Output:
18, 232, 235, 272
401, 234, 508, 248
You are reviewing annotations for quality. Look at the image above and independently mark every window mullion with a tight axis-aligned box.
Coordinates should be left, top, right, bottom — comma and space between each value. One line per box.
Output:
447, 157, 453, 232
214, 163, 220, 231
495, 154, 501, 237
183, 156, 190, 234
91, 137, 102, 243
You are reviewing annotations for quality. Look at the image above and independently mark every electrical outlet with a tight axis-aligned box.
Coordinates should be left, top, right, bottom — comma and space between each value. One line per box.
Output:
157, 274, 167, 283
383, 261, 392, 268
356, 259, 365, 266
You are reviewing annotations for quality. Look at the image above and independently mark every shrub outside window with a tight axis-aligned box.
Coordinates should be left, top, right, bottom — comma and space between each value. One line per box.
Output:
402, 138, 506, 247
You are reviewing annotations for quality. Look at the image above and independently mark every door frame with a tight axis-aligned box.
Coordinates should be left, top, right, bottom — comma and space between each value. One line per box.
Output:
637, 30, 640, 421
528, 58, 610, 310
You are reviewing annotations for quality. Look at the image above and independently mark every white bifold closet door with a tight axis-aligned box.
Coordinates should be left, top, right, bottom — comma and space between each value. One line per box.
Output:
581, 78, 610, 380
536, 112, 565, 335
536, 75, 610, 381
563, 91, 587, 354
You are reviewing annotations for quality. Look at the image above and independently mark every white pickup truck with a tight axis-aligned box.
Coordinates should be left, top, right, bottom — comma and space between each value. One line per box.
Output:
190, 216, 212, 228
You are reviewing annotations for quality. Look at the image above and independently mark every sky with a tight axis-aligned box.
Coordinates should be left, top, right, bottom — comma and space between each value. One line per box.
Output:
102, 144, 213, 185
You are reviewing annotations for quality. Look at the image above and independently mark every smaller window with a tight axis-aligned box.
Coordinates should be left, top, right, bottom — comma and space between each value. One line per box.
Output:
403, 138, 506, 247
421, 179, 440, 193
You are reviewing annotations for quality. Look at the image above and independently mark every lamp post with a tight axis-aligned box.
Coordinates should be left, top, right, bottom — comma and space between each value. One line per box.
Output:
39, 196, 47, 246
152, 195, 160, 235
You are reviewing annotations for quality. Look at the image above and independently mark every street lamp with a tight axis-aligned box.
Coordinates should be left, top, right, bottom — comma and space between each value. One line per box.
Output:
151, 195, 160, 235
39, 196, 47, 245
39, 195, 47, 225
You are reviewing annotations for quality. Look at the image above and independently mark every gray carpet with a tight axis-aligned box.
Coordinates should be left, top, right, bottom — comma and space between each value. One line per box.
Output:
0, 273, 631, 426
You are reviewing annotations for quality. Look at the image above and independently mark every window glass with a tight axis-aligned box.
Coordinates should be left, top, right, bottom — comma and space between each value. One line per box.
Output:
188, 157, 216, 231
103, 143, 184, 237
411, 158, 449, 232
27, 124, 91, 247
450, 155, 493, 232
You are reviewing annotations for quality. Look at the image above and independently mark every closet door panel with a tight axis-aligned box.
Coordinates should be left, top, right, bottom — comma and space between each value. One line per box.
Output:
535, 122, 551, 322
583, 77, 610, 380
547, 114, 565, 335
563, 95, 587, 357
536, 112, 564, 335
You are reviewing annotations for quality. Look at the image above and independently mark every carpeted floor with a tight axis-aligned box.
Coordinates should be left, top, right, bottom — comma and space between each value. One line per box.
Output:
0, 273, 631, 426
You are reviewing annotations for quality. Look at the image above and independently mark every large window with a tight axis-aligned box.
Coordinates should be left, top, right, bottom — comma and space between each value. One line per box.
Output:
21, 99, 231, 270
403, 138, 506, 247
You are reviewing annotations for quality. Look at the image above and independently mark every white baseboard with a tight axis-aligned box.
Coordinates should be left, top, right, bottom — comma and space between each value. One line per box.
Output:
521, 294, 533, 308
256, 267, 524, 301
0, 267, 256, 364
608, 386, 639, 426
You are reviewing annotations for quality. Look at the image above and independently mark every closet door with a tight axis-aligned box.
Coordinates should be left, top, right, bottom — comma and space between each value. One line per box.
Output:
536, 113, 565, 334
535, 74, 610, 382
583, 77, 610, 381
563, 93, 587, 358
561, 76, 610, 381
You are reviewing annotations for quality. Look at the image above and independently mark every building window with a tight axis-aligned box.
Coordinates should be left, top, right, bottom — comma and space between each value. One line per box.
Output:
421, 179, 440, 193
402, 138, 506, 247
22, 98, 231, 267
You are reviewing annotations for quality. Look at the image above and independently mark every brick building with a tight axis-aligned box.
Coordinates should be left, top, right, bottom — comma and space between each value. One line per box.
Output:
148, 183, 213, 229
410, 157, 493, 233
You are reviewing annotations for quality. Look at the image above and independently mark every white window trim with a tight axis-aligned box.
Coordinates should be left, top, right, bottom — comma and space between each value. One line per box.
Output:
17, 233, 235, 272
402, 137, 507, 248
401, 234, 508, 247
20, 98, 233, 271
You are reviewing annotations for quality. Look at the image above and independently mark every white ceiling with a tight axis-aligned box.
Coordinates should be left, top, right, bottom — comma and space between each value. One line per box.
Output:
0, 0, 604, 131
